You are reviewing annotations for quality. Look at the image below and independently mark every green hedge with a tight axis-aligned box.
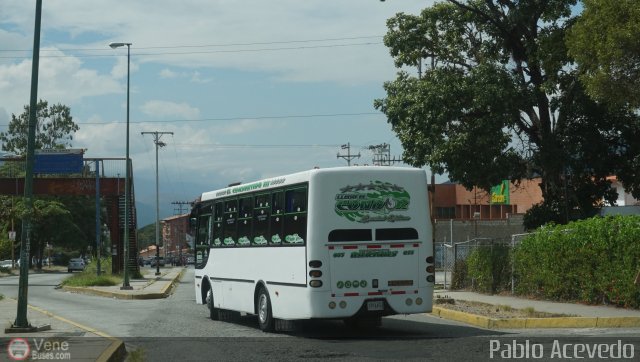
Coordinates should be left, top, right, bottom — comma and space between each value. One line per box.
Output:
451, 259, 469, 290
467, 244, 511, 294
513, 216, 640, 308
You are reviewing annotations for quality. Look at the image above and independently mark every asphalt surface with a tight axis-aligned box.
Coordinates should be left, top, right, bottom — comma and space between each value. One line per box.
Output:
1, 267, 639, 361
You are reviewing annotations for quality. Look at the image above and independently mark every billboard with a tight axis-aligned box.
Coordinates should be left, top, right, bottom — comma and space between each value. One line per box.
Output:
490, 180, 510, 205
33, 149, 84, 174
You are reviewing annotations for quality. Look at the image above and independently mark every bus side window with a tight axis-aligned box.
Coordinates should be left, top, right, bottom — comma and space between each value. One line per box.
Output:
270, 191, 284, 245
237, 197, 253, 246
212, 202, 223, 247
253, 194, 270, 246
197, 203, 212, 247
195, 203, 212, 269
223, 199, 238, 246
286, 187, 307, 213
284, 188, 307, 245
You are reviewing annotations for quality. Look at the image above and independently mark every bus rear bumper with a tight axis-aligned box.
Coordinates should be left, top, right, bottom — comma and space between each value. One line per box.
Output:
308, 287, 433, 319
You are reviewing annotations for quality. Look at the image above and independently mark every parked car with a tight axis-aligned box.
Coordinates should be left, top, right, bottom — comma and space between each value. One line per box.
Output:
150, 256, 165, 267
67, 258, 86, 273
0, 260, 13, 268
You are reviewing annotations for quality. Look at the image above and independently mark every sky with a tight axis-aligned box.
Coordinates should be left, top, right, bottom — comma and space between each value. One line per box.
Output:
0, 0, 437, 226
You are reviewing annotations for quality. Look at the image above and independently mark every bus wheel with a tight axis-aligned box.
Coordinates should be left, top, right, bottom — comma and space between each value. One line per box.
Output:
207, 290, 219, 320
256, 287, 275, 332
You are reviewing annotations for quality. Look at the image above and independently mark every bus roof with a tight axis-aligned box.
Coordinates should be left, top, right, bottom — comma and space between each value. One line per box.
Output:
199, 166, 424, 201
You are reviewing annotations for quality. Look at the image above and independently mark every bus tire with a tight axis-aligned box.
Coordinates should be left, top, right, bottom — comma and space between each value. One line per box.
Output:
256, 287, 275, 332
207, 290, 219, 320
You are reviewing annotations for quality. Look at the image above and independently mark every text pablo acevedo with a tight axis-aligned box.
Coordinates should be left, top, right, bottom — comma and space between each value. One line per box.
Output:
489, 339, 635, 359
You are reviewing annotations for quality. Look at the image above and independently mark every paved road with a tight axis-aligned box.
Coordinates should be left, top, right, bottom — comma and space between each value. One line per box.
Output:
2, 269, 639, 361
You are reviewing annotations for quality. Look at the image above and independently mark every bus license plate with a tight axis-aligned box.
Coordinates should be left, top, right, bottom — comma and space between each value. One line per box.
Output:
367, 301, 384, 311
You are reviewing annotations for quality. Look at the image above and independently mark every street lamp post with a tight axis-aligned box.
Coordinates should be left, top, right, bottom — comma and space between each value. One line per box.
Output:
142, 131, 173, 276
109, 42, 133, 290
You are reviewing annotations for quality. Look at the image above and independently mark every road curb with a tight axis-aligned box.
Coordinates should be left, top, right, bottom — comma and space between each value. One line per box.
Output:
96, 339, 126, 362
431, 306, 640, 329
60, 268, 185, 300
159, 267, 185, 297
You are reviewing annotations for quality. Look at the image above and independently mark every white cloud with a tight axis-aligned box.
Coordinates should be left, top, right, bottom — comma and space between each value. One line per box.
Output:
0, 48, 121, 117
190, 71, 212, 83
75, 117, 123, 158
3, 0, 429, 84
0, 107, 9, 126
110, 55, 139, 79
159, 68, 177, 78
140, 100, 201, 119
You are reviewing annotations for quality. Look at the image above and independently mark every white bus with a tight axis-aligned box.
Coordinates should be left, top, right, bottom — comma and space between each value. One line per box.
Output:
191, 166, 435, 331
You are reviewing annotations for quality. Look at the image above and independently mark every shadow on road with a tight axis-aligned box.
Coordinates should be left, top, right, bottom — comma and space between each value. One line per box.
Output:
224, 313, 506, 340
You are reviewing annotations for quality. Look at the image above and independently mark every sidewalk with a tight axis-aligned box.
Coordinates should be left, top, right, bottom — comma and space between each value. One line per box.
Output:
433, 289, 640, 329
1, 266, 185, 361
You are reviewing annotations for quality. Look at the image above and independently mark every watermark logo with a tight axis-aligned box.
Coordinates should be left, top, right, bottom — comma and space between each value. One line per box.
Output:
7, 338, 30, 361
489, 339, 635, 359
6, 338, 71, 361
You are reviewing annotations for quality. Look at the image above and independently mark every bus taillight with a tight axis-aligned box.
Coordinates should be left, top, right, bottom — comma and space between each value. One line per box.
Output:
426, 265, 435, 273
309, 280, 323, 288
426, 256, 434, 264
309, 260, 322, 268
309, 270, 323, 278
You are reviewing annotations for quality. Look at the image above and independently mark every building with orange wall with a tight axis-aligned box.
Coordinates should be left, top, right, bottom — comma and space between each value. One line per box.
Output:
433, 178, 543, 220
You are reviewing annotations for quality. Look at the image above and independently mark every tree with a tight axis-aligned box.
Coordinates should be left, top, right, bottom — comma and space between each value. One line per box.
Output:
0, 100, 79, 155
374, 0, 640, 225
0, 196, 20, 261
0, 100, 88, 265
566, 0, 640, 109
13, 198, 72, 269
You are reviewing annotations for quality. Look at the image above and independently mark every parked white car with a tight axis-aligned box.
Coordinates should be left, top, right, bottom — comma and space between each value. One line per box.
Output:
67, 258, 85, 273
0, 260, 13, 268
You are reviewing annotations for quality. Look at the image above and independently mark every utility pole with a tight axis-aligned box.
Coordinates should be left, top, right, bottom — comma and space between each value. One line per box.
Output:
142, 131, 173, 276
368, 143, 403, 166
171, 201, 191, 215
8, 0, 50, 333
336, 143, 360, 166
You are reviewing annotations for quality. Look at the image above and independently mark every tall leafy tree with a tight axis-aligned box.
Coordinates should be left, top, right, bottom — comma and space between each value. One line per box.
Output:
0, 100, 79, 155
14, 198, 74, 269
566, 0, 640, 109
0, 101, 86, 263
375, 0, 640, 224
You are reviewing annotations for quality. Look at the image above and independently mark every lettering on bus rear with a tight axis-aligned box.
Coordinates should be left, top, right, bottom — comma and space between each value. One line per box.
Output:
334, 181, 411, 223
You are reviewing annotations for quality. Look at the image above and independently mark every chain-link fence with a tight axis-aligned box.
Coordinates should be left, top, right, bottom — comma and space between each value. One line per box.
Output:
436, 234, 532, 293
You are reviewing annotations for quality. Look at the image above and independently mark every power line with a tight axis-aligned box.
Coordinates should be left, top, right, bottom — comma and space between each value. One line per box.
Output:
171, 201, 192, 215
336, 142, 361, 166
0, 112, 382, 127
0, 35, 383, 53
368, 143, 404, 166
171, 143, 343, 149
0, 42, 382, 60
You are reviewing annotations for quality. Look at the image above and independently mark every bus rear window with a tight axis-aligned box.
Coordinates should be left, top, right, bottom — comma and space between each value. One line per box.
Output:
328, 229, 372, 242
375, 228, 419, 241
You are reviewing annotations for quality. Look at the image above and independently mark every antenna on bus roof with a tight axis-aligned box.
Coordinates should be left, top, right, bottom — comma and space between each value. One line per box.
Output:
228, 182, 241, 187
